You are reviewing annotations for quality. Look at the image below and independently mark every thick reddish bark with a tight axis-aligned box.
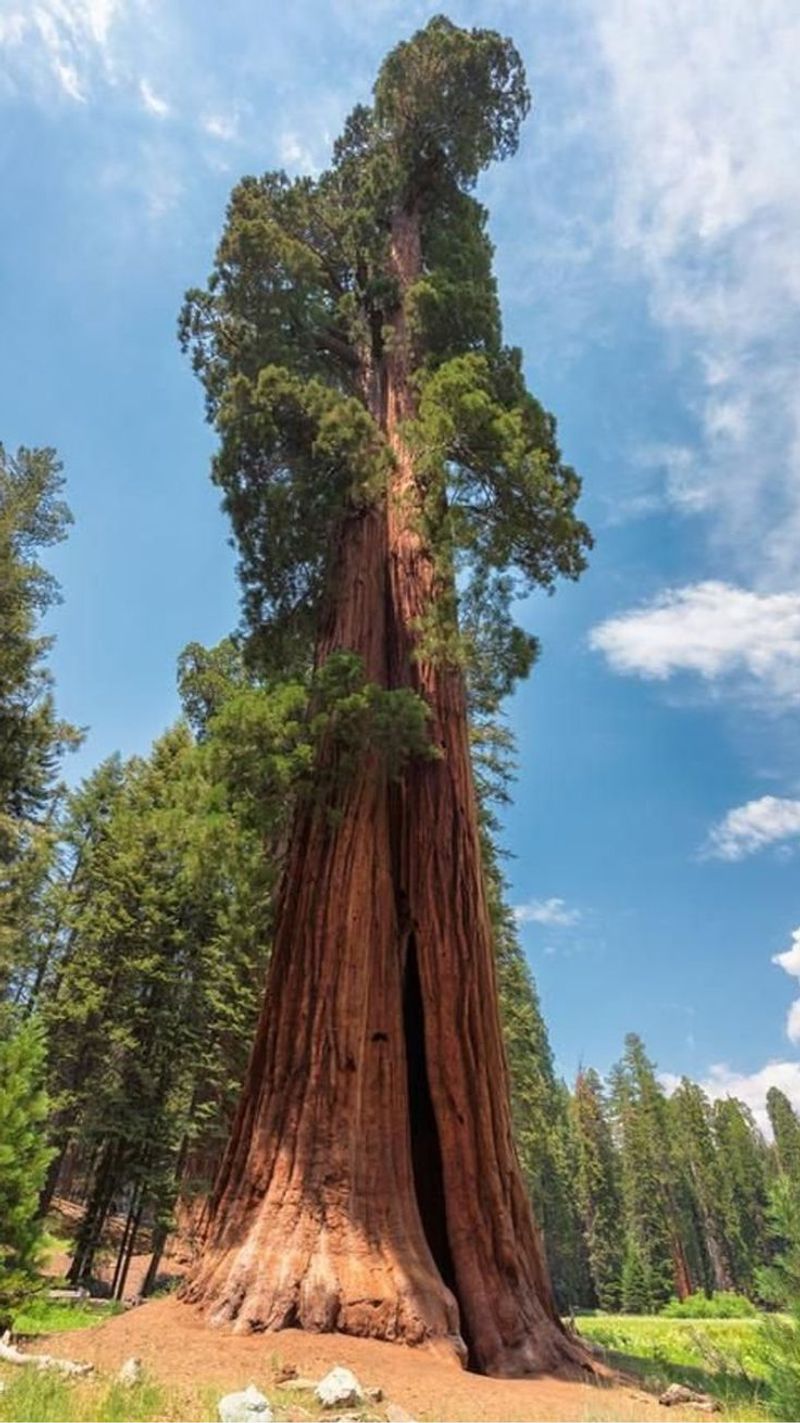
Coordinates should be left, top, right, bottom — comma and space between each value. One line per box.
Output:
184, 202, 588, 1378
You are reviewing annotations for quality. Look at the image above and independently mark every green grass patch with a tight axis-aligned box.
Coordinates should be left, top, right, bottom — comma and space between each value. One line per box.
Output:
579, 1314, 770, 1419
11, 1297, 124, 1337
0, 1368, 223, 1423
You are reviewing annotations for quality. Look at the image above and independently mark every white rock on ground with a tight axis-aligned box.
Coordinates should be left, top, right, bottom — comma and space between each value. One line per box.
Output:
217, 1383, 273, 1422
315, 1367, 364, 1408
117, 1356, 143, 1386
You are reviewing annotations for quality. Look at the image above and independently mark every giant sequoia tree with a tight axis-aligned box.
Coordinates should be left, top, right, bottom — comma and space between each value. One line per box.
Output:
180, 18, 590, 1376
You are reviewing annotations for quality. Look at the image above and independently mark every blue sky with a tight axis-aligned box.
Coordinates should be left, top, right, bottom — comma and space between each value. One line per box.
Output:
2, 0, 799, 1128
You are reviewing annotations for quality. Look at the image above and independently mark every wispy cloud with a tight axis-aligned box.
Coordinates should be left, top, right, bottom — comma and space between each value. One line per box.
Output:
0, 0, 133, 103
277, 130, 319, 175
139, 77, 169, 118
513, 897, 582, 928
590, 582, 800, 708
202, 111, 238, 142
592, 0, 800, 585
704, 796, 800, 861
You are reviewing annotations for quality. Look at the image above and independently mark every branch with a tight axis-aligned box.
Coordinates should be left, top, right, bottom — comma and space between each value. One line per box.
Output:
0, 1330, 94, 1377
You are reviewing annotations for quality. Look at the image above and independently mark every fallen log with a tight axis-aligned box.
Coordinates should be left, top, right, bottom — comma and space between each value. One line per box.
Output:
0, 1330, 93, 1376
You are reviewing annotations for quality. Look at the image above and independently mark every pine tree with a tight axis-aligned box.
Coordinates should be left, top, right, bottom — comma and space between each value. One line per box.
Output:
611, 1036, 689, 1310
713, 1096, 771, 1295
768, 1088, 800, 1188
179, 15, 590, 1373
670, 1078, 734, 1292
0, 444, 81, 1001
0, 1010, 54, 1327
573, 1068, 623, 1310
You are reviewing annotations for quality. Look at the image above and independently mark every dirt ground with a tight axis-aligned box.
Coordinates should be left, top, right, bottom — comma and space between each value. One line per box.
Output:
39, 1295, 705, 1422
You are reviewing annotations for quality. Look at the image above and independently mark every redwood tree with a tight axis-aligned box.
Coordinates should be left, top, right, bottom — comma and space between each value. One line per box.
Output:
180, 17, 591, 1376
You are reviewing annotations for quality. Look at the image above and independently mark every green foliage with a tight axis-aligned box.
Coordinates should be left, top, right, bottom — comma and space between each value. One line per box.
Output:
662, 1292, 758, 1318
669, 1078, 737, 1295
41, 719, 273, 1281
180, 17, 589, 681
373, 15, 529, 190
756, 1177, 800, 1419
309, 652, 437, 788
0, 445, 81, 1000
0, 1011, 54, 1327
767, 1088, 800, 1184
713, 1096, 772, 1296
573, 1068, 623, 1311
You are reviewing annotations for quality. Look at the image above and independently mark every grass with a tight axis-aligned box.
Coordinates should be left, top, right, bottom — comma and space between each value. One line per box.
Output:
579, 1314, 770, 1419
11, 1297, 124, 1337
0, 1368, 221, 1423
0, 1368, 383, 1423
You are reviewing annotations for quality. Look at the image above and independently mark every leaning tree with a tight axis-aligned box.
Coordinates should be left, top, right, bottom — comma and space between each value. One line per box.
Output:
180, 16, 591, 1376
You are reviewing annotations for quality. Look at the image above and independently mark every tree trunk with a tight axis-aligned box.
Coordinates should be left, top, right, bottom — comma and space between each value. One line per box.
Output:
183, 201, 587, 1378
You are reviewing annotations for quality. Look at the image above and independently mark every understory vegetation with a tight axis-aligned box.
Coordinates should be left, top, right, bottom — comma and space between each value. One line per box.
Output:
579, 1315, 769, 1418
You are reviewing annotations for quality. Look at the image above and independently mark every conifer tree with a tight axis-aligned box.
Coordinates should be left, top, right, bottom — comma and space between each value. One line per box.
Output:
611, 1036, 690, 1310
713, 1096, 771, 1295
768, 1088, 800, 1188
0, 1011, 54, 1327
573, 1068, 623, 1310
180, 15, 590, 1373
670, 1078, 734, 1292
0, 444, 80, 1001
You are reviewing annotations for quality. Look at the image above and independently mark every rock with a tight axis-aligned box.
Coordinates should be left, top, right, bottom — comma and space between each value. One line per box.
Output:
315, 1366, 364, 1409
117, 1356, 144, 1386
217, 1384, 273, 1422
385, 1405, 417, 1423
366, 1385, 383, 1402
659, 1382, 721, 1412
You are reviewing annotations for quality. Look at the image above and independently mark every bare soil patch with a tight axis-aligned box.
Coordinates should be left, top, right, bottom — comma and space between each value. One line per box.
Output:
41, 1296, 704, 1421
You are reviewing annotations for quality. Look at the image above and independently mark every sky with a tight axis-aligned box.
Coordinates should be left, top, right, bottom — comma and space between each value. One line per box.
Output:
2, 0, 799, 1130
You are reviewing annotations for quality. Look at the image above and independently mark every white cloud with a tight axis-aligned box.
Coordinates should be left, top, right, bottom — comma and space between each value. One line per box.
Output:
513, 897, 581, 928
593, 0, 800, 583
774, 927, 800, 980
201, 110, 241, 143
53, 57, 85, 101
139, 77, 168, 118
662, 1059, 800, 1135
705, 796, 800, 861
590, 582, 800, 706
773, 927, 800, 1044
278, 130, 318, 175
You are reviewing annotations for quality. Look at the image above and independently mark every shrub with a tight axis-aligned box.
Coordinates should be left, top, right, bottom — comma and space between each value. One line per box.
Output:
661, 1291, 758, 1319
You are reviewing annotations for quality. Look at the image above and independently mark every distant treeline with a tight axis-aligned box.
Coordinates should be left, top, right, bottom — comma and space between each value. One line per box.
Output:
1, 443, 796, 1313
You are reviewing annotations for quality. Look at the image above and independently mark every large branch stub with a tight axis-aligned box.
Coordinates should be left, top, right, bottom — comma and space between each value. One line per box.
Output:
180, 15, 592, 1378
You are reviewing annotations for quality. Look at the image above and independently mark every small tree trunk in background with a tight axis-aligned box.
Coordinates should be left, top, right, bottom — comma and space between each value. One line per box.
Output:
68, 1142, 120, 1287
115, 1185, 145, 1301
